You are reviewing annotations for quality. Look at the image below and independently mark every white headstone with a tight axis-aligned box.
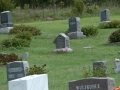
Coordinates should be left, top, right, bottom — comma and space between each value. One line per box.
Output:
8, 74, 48, 90
114, 58, 120, 73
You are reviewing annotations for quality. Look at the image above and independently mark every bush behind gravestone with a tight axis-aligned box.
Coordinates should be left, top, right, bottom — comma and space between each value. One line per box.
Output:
10, 25, 41, 36
27, 64, 47, 75
99, 20, 120, 29
109, 29, 120, 43
0, 53, 22, 65
81, 25, 98, 37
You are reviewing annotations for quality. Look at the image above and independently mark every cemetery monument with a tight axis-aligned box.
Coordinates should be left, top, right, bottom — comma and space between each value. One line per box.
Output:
68, 17, 86, 39
54, 33, 73, 53
0, 11, 14, 33
6, 61, 29, 81
100, 9, 110, 24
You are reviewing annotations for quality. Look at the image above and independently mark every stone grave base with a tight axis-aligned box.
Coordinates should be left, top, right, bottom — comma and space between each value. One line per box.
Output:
99, 21, 110, 24
8, 74, 48, 90
54, 48, 73, 53
0, 27, 13, 34
68, 31, 86, 39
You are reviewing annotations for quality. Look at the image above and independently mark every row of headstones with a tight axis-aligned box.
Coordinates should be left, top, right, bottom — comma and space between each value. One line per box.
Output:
7, 59, 120, 90
69, 60, 120, 90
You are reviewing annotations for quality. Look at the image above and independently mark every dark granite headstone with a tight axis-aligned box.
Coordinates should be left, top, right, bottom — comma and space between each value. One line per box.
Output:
6, 61, 29, 81
68, 17, 86, 39
100, 9, 110, 23
1, 11, 13, 27
93, 61, 107, 76
56, 33, 70, 49
69, 17, 81, 33
69, 77, 115, 90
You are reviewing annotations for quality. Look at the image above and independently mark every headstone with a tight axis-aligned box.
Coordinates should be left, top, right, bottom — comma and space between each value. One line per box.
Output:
8, 74, 48, 90
22, 52, 29, 59
93, 61, 107, 76
69, 77, 115, 90
100, 9, 110, 23
68, 17, 86, 39
54, 33, 73, 53
0, 11, 14, 33
114, 58, 120, 73
6, 61, 29, 81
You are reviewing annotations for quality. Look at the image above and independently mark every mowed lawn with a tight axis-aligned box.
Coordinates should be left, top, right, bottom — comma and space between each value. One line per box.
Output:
0, 15, 120, 90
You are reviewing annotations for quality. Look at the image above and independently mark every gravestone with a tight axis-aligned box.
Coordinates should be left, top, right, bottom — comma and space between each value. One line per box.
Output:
68, 17, 86, 39
93, 61, 107, 76
6, 61, 29, 81
69, 77, 115, 90
0, 11, 14, 33
54, 33, 73, 53
100, 9, 110, 23
22, 52, 29, 59
114, 58, 120, 73
8, 74, 48, 90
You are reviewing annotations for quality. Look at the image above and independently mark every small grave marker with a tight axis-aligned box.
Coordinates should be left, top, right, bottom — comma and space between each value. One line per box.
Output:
6, 61, 29, 81
93, 61, 107, 76
54, 33, 73, 53
0, 11, 14, 33
100, 9, 110, 23
68, 17, 86, 39
114, 58, 120, 73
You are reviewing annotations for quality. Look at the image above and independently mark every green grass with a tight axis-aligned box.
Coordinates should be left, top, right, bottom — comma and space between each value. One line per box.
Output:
1, 15, 120, 90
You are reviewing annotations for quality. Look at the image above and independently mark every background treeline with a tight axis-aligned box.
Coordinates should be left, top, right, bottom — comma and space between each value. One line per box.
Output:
0, 0, 120, 11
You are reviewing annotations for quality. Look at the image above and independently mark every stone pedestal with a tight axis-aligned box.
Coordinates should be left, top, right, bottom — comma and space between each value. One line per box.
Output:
54, 48, 73, 53
68, 31, 86, 39
0, 27, 13, 33
8, 74, 48, 90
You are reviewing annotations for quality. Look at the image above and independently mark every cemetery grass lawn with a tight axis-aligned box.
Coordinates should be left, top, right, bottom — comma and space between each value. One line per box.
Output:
1, 15, 120, 90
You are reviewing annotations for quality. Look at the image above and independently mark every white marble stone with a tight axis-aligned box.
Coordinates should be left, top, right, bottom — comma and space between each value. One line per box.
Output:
8, 74, 48, 90
114, 59, 120, 73
54, 48, 73, 53
0, 27, 13, 33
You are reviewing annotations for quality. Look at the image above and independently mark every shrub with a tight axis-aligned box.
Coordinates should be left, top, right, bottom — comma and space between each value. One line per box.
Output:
81, 25, 98, 37
10, 25, 41, 36
71, 0, 85, 16
27, 64, 47, 75
109, 29, 120, 43
0, 0, 15, 12
86, 4, 99, 14
1, 38, 30, 48
15, 31, 32, 41
0, 53, 22, 65
99, 20, 120, 29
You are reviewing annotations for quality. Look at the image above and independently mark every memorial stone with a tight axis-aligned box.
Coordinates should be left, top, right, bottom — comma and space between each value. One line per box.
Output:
68, 17, 86, 39
0, 11, 14, 33
69, 77, 115, 90
6, 61, 29, 81
100, 9, 110, 23
93, 61, 107, 76
114, 59, 120, 73
54, 33, 73, 52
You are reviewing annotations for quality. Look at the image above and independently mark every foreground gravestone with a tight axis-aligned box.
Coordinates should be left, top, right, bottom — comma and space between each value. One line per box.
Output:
54, 33, 73, 53
100, 9, 110, 23
8, 74, 48, 90
69, 77, 115, 90
93, 61, 107, 76
114, 58, 120, 73
6, 61, 29, 81
0, 11, 14, 33
68, 17, 86, 39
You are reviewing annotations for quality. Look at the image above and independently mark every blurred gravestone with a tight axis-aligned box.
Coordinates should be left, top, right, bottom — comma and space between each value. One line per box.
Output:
6, 61, 29, 81
54, 33, 73, 53
93, 61, 107, 76
0, 11, 14, 33
69, 77, 115, 90
68, 17, 86, 39
22, 52, 29, 59
100, 9, 110, 23
114, 58, 120, 73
